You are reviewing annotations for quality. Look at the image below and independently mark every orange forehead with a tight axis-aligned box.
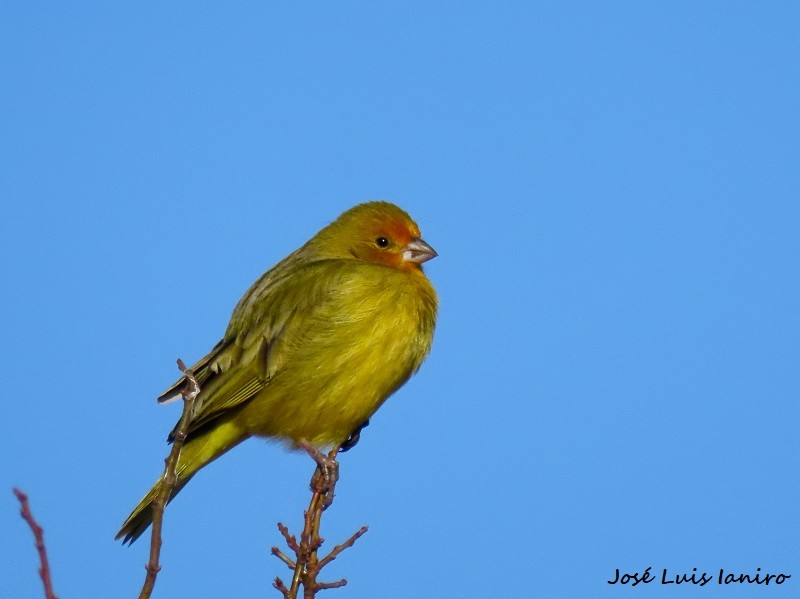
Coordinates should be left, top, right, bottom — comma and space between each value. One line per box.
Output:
382, 217, 420, 243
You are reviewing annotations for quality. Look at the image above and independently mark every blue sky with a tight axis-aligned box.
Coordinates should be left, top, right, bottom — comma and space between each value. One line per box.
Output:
2, 2, 798, 597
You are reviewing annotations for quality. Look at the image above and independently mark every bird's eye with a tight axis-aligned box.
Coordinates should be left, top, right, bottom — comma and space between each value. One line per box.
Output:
375, 237, 389, 248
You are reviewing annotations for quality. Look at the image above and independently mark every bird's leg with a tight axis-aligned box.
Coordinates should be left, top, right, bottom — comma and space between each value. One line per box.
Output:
298, 441, 340, 508
339, 419, 370, 453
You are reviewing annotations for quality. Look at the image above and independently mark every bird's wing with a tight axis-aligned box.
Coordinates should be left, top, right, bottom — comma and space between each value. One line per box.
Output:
156, 339, 228, 404
161, 257, 346, 440
157, 247, 308, 402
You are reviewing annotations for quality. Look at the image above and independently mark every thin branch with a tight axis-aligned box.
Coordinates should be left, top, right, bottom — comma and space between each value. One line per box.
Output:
271, 445, 368, 598
12, 488, 59, 599
274, 577, 291, 595
317, 526, 369, 569
315, 579, 347, 591
138, 358, 200, 599
277, 522, 300, 552
271, 546, 296, 569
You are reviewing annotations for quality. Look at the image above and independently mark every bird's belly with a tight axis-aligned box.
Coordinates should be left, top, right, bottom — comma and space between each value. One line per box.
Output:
236, 308, 427, 446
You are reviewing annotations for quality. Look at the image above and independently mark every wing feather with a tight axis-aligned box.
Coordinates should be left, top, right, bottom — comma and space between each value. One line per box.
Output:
161, 257, 347, 441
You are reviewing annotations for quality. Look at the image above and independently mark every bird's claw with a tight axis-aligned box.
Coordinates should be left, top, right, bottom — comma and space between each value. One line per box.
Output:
298, 441, 340, 507
340, 419, 370, 453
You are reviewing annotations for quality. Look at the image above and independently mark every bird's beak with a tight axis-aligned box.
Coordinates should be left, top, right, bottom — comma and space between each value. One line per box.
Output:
402, 237, 438, 264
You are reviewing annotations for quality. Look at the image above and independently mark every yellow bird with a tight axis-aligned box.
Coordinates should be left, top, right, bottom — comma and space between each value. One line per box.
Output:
117, 201, 438, 544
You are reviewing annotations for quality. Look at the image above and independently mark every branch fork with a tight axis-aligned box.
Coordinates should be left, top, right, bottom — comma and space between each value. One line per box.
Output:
271, 444, 368, 598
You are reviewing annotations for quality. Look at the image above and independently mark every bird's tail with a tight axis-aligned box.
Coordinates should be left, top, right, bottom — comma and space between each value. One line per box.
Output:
116, 420, 246, 544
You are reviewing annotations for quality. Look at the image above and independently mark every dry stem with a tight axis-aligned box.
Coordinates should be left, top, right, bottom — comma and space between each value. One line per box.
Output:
138, 358, 200, 599
12, 488, 59, 599
272, 446, 368, 598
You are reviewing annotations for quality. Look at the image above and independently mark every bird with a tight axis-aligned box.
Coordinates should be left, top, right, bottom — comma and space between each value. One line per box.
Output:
116, 201, 438, 544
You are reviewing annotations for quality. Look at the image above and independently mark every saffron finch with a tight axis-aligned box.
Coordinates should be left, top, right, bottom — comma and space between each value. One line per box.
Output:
116, 201, 438, 544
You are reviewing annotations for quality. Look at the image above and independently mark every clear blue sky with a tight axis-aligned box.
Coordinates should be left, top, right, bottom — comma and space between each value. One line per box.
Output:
2, 2, 798, 597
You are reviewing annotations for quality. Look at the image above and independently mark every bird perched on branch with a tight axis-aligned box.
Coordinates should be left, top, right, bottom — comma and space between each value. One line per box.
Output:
117, 201, 438, 544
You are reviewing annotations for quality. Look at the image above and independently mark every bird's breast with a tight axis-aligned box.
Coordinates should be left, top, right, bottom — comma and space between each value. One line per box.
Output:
239, 265, 437, 445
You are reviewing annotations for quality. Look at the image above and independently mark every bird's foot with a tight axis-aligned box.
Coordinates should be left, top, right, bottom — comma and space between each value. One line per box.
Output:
298, 440, 340, 508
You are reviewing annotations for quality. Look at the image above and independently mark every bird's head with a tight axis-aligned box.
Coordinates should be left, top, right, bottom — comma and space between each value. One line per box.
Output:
311, 202, 437, 272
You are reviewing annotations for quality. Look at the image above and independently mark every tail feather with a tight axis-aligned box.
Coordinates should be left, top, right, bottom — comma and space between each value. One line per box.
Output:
115, 476, 192, 545
116, 420, 246, 544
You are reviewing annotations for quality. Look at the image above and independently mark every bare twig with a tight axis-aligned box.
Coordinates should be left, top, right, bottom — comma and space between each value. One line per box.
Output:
273, 577, 291, 594
317, 526, 369, 569
271, 546, 296, 570
138, 358, 200, 599
315, 579, 348, 591
12, 488, 59, 599
271, 446, 368, 598
277, 522, 300, 552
